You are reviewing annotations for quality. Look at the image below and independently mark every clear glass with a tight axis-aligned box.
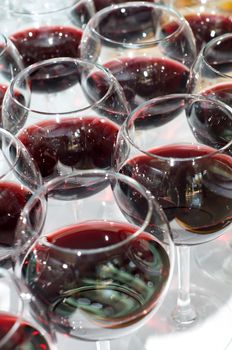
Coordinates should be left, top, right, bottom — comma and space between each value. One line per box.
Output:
0, 33, 24, 125
189, 32, 232, 285
80, 2, 196, 112
0, 127, 42, 266
114, 93, 232, 342
2, 57, 130, 194
90, 0, 164, 12
0, 268, 56, 349
14, 169, 175, 350
0, 0, 93, 67
170, 0, 232, 52
189, 32, 232, 154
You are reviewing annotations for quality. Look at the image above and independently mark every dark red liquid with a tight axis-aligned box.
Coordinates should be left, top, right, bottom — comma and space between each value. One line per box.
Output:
0, 182, 31, 247
10, 26, 82, 92
187, 83, 232, 155
120, 144, 232, 235
162, 13, 232, 53
106, 57, 189, 109
22, 221, 170, 330
86, 57, 189, 127
0, 84, 26, 128
0, 313, 50, 349
11, 26, 82, 67
18, 117, 119, 197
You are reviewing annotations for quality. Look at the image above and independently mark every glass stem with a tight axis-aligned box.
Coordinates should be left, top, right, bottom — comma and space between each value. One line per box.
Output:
172, 245, 197, 325
96, 341, 111, 350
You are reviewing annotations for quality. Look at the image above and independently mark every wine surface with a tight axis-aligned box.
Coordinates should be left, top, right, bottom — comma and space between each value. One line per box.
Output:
18, 117, 119, 179
11, 26, 82, 67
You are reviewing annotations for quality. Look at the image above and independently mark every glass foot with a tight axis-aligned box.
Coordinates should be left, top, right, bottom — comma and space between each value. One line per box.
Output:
124, 285, 232, 350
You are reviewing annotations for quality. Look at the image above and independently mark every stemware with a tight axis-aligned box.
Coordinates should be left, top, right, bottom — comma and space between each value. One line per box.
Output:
114, 93, 232, 341
0, 33, 23, 124
189, 33, 232, 154
189, 32, 232, 284
80, 2, 196, 115
170, 0, 232, 52
14, 169, 175, 350
0, 267, 56, 349
2, 57, 130, 197
0, 0, 90, 67
0, 127, 41, 266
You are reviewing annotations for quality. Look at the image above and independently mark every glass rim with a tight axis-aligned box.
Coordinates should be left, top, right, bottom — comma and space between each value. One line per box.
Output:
8, 0, 83, 16
0, 128, 22, 180
8, 57, 120, 115
124, 93, 232, 161
0, 268, 24, 348
0, 33, 9, 58
18, 169, 172, 255
86, 2, 187, 49
201, 32, 232, 79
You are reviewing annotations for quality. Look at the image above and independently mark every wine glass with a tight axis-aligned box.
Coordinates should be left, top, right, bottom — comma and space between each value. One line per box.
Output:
189, 32, 232, 284
14, 169, 175, 350
0, 0, 90, 68
114, 93, 232, 343
0, 267, 56, 349
189, 32, 232, 153
0, 33, 24, 125
0, 127, 42, 267
2, 57, 130, 197
170, 0, 232, 52
80, 2, 196, 115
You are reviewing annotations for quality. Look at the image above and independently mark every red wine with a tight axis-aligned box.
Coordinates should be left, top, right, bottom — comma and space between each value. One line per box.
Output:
0, 182, 32, 247
0, 84, 26, 127
120, 144, 232, 235
10, 26, 82, 92
0, 313, 50, 349
10, 26, 82, 67
162, 13, 232, 52
187, 83, 232, 155
86, 57, 189, 127
18, 117, 119, 196
107, 57, 189, 107
22, 221, 170, 330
